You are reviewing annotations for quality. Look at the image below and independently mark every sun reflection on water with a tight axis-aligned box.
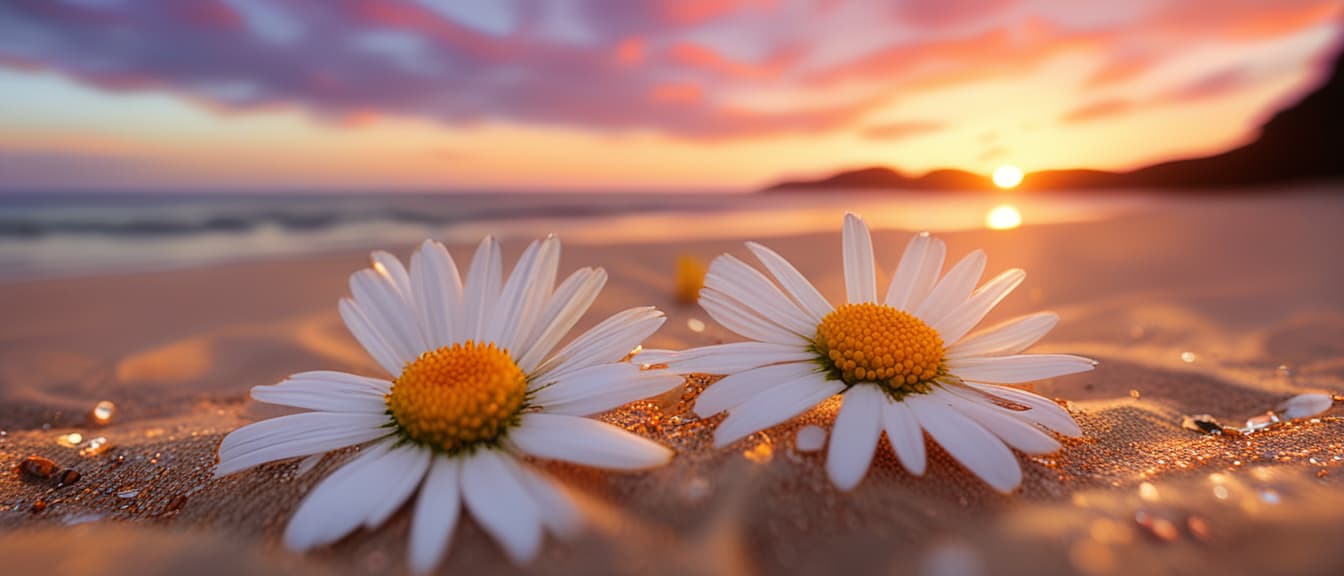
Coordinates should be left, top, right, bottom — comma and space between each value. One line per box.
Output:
985, 204, 1023, 230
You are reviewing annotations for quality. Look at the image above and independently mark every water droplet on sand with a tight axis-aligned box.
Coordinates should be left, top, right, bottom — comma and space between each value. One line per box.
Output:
794, 425, 826, 452
1243, 412, 1280, 433
91, 400, 116, 424
56, 433, 83, 447
18, 455, 58, 479
116, 489, 139, 499
1279, 392, 1333, 420
1212, 485, 1230, 500
1180, 351, 1197, 363
79, 436, 113, 457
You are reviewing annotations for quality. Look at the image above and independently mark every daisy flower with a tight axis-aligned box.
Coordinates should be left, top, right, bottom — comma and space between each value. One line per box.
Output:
215, 236, 682, 572
660, 214, 1094, 493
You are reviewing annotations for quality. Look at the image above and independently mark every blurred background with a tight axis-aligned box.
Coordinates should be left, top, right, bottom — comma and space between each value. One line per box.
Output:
0, 0, 1340, 278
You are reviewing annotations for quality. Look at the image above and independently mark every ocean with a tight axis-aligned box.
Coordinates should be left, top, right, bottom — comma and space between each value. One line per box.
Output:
0, 188, 1250, 280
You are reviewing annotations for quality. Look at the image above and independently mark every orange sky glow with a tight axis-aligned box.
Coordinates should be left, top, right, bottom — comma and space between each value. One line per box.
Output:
0, 0, 1340, 192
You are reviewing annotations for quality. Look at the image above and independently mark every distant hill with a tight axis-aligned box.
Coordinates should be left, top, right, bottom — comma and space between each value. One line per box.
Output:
767, 46, 1344, 192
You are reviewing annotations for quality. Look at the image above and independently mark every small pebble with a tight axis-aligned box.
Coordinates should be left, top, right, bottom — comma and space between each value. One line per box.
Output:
30, 499, 48, 514
56, 469, 81, 487
18, 455, 58, 479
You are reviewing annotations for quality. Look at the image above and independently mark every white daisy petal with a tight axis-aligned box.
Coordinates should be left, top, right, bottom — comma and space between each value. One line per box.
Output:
215, 412, 391, 477
408, 457, 462, 574
512, 412, 672, 470
338, 298, 406, 375
713, 376, 845, 448
533, 363, 684, 416
906, 391, 1022, 492
364, 446, 433, 528
371, 250, 414, 304
695, 361, 824, 418
947, 312, 1059, 360
351, 268, 427, 358
284, 440, 410, 551
842, 213, 878, 303
885, 232, 946, 311
491, 237, 561, 352
517, 267, 606, 373
826, 385, 884, 491
250, 373, 389, 414
460, 451, 544, 564
461, 235, 502, 342
746, 241, 833, 321
411, 240, 463, 349
882, 399, 927, 475
948, 354, 1096, 384
511, 460, 584, 539
963, 382, 1083, 437
704, 254, 815, 336
944, 391, 1061, 454
534, 306, 665, 381
700, 288, 805, 345
914, 249, 986, 324
663, 341, 814, 375
933, 268, 1026, 345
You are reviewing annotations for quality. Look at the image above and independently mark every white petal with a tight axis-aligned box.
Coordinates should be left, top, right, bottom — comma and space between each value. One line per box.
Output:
906, 392, 1021, 492
964, 382, 1083, 437
713, 375, 844, 448
663, 342, 814, 375
461, 236, 502, 342
409, 457, 462, 574
491, 237, 561, 352
534, 306, 665, 381
882, 399, 927, 475
512, 460, 583, 539
460, 451, 543, 564
1281, 392, 1334, 420
215, 412, 390, 477
363, 446, 433, 528
947, 312, 1059, 360
411, 240, 463, 349
885, 232, 946, 311
826, 385, 884, 491
284, 440, 422, 551
517, 268, 606, 373
532, 363, 684, 416
249, 371, 390, 414
695, 361, 823, 418
699, 288, 805, 346
512, 412, 672, 470
933, 268, 1025, 345
746, 241, 834, 321
842, 213, 877, 304
704, 254, 814, 336
350, 267, 427, 359
339, 298, 406, 375
371, 250, 414, 304
914, 250, 985, 324
948, 354, 1095, 384
943, 390, 1060, 454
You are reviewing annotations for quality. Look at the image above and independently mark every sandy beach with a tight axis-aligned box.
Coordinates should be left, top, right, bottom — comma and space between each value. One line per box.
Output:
4, 192, 1344, 575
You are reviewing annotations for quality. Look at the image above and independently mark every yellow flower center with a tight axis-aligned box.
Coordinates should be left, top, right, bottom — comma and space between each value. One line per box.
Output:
385, 341, 526, 453
814, 303, 946, 396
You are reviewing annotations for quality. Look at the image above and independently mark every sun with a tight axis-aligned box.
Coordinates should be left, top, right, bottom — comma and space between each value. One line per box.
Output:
992, 165, 1024, 189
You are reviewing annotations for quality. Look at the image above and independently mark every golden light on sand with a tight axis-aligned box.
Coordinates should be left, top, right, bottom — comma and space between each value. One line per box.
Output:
985, 204, 1023, 230
992, 164, 1024, 189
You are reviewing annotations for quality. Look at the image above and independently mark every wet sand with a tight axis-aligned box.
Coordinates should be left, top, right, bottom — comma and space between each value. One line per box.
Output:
3, 192, 1344, 575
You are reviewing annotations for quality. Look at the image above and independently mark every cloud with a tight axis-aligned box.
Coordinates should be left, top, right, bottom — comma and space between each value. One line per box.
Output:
0, 0, 1338, 141
860, 120, 944, 140
1061, 98, 1137, 123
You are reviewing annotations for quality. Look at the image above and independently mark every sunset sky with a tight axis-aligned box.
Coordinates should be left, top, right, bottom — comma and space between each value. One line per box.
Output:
1, 0, 1341, 192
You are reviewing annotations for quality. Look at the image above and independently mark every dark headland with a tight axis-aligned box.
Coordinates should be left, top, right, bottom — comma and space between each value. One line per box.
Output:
766, 47, 1344, 192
